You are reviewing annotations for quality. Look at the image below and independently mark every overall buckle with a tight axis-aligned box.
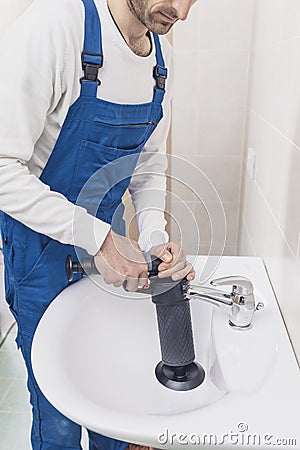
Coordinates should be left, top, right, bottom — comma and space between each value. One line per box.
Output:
154, 64, 168, 91
80, 52, 103, 85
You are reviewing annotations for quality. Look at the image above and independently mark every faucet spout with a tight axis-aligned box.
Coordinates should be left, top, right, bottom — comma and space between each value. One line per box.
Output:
185, 276, 261, 331
187, 286, 233, 309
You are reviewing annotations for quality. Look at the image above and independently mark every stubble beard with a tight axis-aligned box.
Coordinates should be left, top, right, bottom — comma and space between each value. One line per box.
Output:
126, 0, 177, 35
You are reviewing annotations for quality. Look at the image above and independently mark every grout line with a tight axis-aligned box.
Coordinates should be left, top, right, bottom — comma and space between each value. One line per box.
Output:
240, 158, 296, 259
240, 217, 256, 256
252, 34, 300, 51
254, 180, 297, 259
250, 108, 300, 152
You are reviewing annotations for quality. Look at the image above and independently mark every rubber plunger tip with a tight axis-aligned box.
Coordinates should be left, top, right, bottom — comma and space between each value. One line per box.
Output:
155, 361, 205, 391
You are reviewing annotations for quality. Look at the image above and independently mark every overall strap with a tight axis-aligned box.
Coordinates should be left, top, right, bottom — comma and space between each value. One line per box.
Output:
152, 34, 168, 105
80, 0, 103, 97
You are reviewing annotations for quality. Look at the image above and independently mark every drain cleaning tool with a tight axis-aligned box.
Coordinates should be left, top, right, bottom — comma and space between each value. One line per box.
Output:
66, 253, 206, 391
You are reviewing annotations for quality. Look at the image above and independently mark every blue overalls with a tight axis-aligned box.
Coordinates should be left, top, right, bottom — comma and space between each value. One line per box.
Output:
0, 0, 168, 448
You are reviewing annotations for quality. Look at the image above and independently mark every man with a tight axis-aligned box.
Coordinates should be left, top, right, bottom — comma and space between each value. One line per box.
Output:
0, 0, 195, 449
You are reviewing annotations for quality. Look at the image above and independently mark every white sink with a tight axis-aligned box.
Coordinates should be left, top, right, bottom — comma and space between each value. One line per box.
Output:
32, 256, 300, 449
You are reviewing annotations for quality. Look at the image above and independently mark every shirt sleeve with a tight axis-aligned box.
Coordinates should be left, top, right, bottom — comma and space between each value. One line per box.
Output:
0, 2, 110, 256
128, 51, 173, 252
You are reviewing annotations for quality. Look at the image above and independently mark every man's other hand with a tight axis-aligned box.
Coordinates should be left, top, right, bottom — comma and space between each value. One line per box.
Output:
94, 229, 148, 291
150, 242, 195, 281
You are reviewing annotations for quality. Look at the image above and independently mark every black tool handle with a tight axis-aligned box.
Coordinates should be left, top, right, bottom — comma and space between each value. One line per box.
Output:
66, 255, 99, 282
66, 252, 157, 285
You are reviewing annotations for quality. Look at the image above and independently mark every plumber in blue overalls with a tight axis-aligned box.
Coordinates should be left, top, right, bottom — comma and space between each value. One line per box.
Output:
0, 0, 196, 449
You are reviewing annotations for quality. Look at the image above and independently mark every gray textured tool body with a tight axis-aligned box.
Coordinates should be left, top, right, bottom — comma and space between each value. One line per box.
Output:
143, 254, 205, 391
146, 258, 195, 366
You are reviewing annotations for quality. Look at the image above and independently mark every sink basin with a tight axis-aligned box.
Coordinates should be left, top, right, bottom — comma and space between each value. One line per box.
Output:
32, 256, 300, 449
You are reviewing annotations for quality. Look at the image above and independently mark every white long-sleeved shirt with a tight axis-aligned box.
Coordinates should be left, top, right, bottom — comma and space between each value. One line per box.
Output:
0, 0, 172, 255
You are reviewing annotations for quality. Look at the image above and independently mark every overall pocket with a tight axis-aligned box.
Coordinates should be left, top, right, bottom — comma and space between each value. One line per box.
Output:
0, 220, 15, 311
3, 261, 15, 311
16, 238, 53, 286
69, 140, 142, 212
88, 120, 155, 150
1, 242, 18, 318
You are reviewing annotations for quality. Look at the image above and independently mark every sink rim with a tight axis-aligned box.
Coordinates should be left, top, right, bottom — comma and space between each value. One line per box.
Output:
31, 256, 300, 448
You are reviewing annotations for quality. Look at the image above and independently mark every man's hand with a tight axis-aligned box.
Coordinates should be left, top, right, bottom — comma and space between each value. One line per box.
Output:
150, 242, 195, 282
94, 229, 148, 291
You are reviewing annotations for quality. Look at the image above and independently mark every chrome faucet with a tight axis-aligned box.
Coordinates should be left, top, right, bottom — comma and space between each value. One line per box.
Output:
185, 276, 264, 330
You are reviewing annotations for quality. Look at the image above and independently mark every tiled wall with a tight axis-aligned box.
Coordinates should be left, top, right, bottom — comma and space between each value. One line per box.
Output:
239, 0, 300, 360
170, 0, 253, 256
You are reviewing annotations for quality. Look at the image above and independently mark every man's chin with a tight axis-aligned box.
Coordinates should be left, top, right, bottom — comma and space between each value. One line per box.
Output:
147, 22, 174, 35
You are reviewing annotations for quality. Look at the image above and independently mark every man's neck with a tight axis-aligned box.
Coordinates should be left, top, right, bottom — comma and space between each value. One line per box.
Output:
107, 0, 152, 57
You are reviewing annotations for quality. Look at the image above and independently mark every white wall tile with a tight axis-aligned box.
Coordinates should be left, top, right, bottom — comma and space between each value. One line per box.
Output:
248, 47, 276, 121
173, 51, 198, 105
172, 1, 200, 51
196, 0, 253, 51
171, 103, 198, 154
170, 177, 197, 202
192, 201, 212, 250
193, 200, 239, 252
167, 197, 200, 254
245, 111, 272, 196
197, 50, 249, 107
174, 0, 253, 51
270, 40, 300, 142
191, 155, 242, 203
263, 129, 289, 221
196, 105, 245, 156
264, 253, 300, 360
259, 199, 282, 258
278, 144, 300, 257
282, 38, 300, 148
251, 0, 283, 48
239, 219, 256, 256
242, 171, 265, 255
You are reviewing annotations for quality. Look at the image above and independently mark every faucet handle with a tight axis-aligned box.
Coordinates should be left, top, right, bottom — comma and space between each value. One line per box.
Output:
210, 276, 254, 296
